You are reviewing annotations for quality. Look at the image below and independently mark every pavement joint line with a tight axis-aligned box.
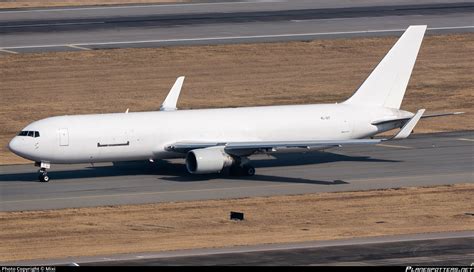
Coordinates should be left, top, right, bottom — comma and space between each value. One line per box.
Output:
0, 21, 105, 28
0, 169, 470, 190
0, 48, 18, 54
376, 143, 412, 149
0, 183, 304, 204
1, 173, 471, 205
2, 25, 473, 50
0, 1, 261, 14
68, 44, 91, 51
457, 138, 474, 142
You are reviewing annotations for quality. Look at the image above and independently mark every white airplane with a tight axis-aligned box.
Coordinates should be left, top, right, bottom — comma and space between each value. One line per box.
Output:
8, 25, 461, 182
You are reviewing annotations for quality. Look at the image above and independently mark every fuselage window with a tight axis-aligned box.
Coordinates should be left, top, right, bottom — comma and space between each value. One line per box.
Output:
27, 131, 34, 137
34, 131, 40, 138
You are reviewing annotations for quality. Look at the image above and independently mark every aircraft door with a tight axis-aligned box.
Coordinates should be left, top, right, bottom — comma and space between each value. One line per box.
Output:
59, 128, 69, 146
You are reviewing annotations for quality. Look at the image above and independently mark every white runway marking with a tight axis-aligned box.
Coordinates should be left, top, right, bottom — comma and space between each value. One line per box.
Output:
2, 25, 473, 51
68, 44, 91, 51
457, 138, 474, 142
376, 143, 412, 149
0, 48, 18, 54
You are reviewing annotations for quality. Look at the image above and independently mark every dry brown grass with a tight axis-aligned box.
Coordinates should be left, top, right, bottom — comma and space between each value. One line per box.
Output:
1, 183, 473, 262
0, 0, 186, 9
1, 34, 473, 164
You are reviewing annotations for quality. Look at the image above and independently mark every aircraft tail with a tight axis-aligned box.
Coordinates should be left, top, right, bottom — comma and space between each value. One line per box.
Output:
343, 25, 427, 109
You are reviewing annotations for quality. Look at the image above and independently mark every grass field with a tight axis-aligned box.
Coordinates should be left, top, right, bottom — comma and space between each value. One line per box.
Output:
1, 183, 473, 262
1, 33, 472, 164
0, 0, 186, 9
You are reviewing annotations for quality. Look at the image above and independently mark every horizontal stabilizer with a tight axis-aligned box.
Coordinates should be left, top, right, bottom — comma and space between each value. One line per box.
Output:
391, 109, 425, 140
160, 76, 185, 111
420, 111, 464, 119
371, 111, 464, 125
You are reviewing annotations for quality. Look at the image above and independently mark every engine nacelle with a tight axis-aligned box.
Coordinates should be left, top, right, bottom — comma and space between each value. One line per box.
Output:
185, 147, 235, 174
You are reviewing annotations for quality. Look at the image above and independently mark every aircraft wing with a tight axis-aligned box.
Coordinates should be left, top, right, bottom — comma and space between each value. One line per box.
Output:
166, 108, 427, 154
165, 139, 382, 154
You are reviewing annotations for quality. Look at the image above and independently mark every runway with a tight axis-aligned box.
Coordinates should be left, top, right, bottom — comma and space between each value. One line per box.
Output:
1, 131, 472, 212
86, 232, 474, 266
7, 231, 474, 266
0, 0, 473, 53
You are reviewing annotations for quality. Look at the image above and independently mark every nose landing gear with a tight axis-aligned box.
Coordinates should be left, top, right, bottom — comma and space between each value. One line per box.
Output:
35, 161, 51, 182
38, 168, 50, 182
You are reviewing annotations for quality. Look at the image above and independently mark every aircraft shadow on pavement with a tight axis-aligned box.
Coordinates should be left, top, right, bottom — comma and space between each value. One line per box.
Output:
0, 151, 399, 183
160, 173, 349, 185
160, 152, 397, 184
251, 152, 398, 167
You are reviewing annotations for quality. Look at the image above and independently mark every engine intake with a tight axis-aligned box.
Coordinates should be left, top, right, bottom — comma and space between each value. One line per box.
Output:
186, 147, 235, 174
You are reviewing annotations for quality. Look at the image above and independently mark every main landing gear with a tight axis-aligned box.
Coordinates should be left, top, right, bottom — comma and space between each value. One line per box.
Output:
229, 164, 256, 176
242, 164, 256, 176
35, 161, 51, 182
228, 156, 255, 177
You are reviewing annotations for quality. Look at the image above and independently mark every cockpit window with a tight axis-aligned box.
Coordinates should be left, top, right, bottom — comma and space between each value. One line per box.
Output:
17, 131, 40, 138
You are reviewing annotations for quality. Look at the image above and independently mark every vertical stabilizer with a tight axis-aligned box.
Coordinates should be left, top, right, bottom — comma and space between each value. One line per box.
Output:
343, 25, 426, 109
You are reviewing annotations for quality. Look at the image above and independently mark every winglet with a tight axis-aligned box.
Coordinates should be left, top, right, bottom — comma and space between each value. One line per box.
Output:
392, 109, 425, 140
160, 76, 185, 111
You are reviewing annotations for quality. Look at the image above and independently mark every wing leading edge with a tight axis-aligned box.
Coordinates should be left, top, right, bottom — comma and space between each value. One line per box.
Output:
165, 139, 382, 154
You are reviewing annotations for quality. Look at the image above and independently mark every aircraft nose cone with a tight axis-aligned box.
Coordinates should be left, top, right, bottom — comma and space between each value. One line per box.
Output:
8, 137, 19, 154
8, 136, 27, 157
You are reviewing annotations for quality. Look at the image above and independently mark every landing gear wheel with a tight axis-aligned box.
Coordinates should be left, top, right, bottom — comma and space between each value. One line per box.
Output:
39, 174, 50, 182
243, 165, 255, 176
229, 165, 255, 176
38, 168, 50, 182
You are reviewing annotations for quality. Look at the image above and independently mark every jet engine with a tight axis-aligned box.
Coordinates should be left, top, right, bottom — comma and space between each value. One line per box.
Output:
185, 147, 235, 174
